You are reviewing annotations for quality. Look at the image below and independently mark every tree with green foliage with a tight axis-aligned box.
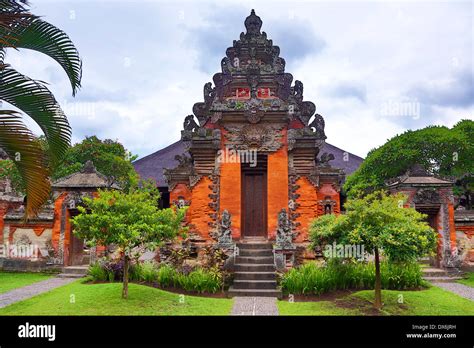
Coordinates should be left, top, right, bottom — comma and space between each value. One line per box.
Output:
71, 185, 186, 299
344, 120, 474, 208
0, 0, 82, 216
309, 191, 437, 309
0, 136, 139, 194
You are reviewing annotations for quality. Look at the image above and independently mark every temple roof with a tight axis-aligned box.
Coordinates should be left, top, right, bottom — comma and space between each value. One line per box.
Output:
133, 140, 364, 187
387, 164, 454, 187
52, 160, 117, 189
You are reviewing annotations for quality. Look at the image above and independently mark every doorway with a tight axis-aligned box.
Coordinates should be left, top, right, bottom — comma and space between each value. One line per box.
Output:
241, 155, 267, 238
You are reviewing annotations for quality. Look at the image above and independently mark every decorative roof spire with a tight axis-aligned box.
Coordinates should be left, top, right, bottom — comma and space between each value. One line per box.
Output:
244, 9, 262, 36
81, 160, 96, 174
407, 163, 431, 177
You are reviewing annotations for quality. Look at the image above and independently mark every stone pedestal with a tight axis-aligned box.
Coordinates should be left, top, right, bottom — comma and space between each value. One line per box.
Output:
273, 248, 296, 271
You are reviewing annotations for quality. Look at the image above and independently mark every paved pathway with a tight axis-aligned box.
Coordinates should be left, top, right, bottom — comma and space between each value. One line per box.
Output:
432, 282, 474, 301
0, 277, 76, 309
231, 296, 279, 316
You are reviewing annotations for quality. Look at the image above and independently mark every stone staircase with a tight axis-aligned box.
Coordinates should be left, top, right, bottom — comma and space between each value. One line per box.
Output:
422, 267, 464, 283
57, 265, 89, 279
228, 240, 282, 298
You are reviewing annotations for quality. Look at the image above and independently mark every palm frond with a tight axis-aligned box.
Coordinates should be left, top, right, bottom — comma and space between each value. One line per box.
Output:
0, 66, 71, 164
2, 18, 82, 95
0, 110, 51, 217
0, 1, 33, 30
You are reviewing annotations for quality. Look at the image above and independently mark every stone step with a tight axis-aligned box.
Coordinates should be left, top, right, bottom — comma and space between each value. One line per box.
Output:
227, 287, 282, 298
234, 264, 275, 272
422, 267, 464, 277
57, 273, 86, 279
233, 280, 277, 290
418, 257, 431, 265
422, 268, 451, 277
423, 276, 464, 283
234, 272, 276, 281
238, 249, 273, 257
62, 266, 89, 275
236, 243, 273, 250
235, 256, 274, 264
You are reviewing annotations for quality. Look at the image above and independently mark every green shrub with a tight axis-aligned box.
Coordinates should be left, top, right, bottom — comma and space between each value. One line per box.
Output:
128, 261, 157, 282
280, 260, 425, 295
156, 264, 177, 288
174, 267, 222, 293
88, 262, 108, 281
87, 260, 224, 293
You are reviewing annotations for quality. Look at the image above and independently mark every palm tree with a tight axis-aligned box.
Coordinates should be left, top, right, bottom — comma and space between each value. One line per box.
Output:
0, 0, 82, 217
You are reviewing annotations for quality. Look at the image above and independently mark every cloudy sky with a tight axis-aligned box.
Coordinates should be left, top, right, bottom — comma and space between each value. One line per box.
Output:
4, 0, 473, 159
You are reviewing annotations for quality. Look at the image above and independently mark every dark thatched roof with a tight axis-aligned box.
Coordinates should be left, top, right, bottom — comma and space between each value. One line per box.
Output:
133, 140, 364, 187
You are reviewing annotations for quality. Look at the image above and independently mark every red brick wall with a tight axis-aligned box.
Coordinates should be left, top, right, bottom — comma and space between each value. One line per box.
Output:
188, 177, 213, 241
267, 129, 288, 240
294, 177, 318, 242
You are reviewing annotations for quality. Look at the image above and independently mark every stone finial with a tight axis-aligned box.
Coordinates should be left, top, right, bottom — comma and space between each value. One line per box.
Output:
407, 163, 431, 177
81, 160, 96, 174
245, 9, 262, 35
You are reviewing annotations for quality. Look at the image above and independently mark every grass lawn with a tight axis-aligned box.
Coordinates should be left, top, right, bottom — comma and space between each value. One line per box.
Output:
0, 280, 233, 315
457, 272, 474, 288
0, 272, 53, 294
278, 286, 474, 316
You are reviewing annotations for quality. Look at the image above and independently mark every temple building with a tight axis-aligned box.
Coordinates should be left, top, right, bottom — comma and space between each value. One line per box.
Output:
0, 11, 471, 278
134, 10, 363, 253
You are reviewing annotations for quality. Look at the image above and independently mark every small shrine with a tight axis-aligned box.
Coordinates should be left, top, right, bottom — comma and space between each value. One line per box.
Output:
387, 164, 464, 268
0, 161, 112, 270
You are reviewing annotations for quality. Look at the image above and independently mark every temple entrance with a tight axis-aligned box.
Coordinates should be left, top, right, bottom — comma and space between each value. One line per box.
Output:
68, 210, 88, 266
241, 155, 267, 238
68, 232, 86, 266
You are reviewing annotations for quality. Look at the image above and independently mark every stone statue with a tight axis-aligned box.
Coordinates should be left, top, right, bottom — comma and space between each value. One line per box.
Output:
183, 115, 199, 132
275, 209, 296, 249
216, 209, 234, 248
317, 152, 335, 167
203, 82, 216, 105
292, 80, 303, 100
309, 113, 326, 139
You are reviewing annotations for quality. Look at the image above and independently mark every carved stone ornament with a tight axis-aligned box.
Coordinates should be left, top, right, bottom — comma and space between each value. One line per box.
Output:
244, 103, 264, 123
275, 209, 297, 250
316, 152, 335, 167
189, 175, 202, 188
413, 188, 441, 205
224, 123, 283, 152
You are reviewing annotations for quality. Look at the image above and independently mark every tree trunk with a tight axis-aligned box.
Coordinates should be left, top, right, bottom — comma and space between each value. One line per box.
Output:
374, 246, 382, 309
122, 254, 129, 299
